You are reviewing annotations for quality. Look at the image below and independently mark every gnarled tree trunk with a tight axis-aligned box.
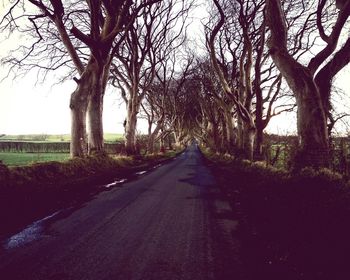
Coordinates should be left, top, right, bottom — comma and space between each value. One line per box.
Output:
174, 131, 182, 149
70, 61, 101, 157
255, 121, 264, 160
86, 59, 110, 155
71, 58, 109, 157
147, 120, 163, 154
224, 109, 235, 153
87, 91, 104, 155
236, 114, 244, 151
266, 0, 329, 168
125, 93, 139, 155
159, 132, 166, 153
294, 78, 329, 167
243, 123, 256, 161
70, 89, 88, 158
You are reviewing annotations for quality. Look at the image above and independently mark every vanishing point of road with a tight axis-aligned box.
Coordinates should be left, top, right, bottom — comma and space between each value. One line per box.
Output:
0, 144, 242, 280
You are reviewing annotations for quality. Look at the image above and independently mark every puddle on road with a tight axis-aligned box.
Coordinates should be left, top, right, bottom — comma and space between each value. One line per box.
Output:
3, 211, 61, 250
105, 179, 127, 188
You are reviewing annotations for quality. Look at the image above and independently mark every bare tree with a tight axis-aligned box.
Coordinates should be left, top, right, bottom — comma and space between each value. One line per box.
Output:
265, 0, 350, 168
194, 59, 225, 153
111, 0, 191, 154
141, 84, 166, 154
1, 0, 162, 157
207, 0, 278, 160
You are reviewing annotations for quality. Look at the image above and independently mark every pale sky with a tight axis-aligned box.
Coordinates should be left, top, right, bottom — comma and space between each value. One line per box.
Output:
0, 2, 349, 136
0, 70, 130, 134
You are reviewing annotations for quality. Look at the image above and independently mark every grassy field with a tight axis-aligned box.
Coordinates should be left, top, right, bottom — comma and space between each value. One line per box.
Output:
0, 152, 70, 166
0, 133, 124, 142
0, 133, 124, 165
0, 133, 153, 166
104, 133, 124, 142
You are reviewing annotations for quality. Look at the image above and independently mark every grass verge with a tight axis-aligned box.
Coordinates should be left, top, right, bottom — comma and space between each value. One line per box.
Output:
202, 148, 350, 280
0, 150, 182, 238
0, 152, 70, 166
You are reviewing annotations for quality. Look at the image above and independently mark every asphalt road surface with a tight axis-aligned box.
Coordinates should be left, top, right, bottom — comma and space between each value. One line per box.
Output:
0, 144, 242, 280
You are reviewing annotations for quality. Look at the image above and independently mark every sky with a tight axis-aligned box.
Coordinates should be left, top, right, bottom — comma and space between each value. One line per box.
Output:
0, 69, 129, 135
0, 2, 349, 136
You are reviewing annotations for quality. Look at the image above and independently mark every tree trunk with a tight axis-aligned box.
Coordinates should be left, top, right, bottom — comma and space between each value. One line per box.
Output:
173, 131, 182, 149
265, 0, 329, 168
70, 66, 97, 157
147, 121, 162, 154
276, 66, 329, 167
147, 135, 155, 154
294, 85, 329, 168
243, 123, 256, 161
224, 109, 235, 153
207, 121, 220, 153
272, 64, 329, 168
168, 135, 173, 150
125, 98, 139, 155
255, 120, 264, 160
212, 122, 220, 153
70, 57, 109, 157
70, 91, 88, 157
86, 60, 110, 155
159, 134, 165, 153
236, 114, 244, 156
146, 120, 153, 154
221, 117, 229, 152
87, 92, 104, 155
254, 83, 264, 160
255, 126, 263, 160
235, 114, 256, 161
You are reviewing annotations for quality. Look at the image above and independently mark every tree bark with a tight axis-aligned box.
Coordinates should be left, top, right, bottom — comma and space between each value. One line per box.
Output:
254, 47, 265, 160
173, 131, 183, 150
147, 120, 162, 154
243, 123, 256, 161
167, 134, 173, 150
255, 120, 264, 160
125, 94, 139, 155
224, 109, 235, 153
207, 121, 220, 153
236, 114, 244, 152
265, 0, 329, 168
70, 90, 88, 158
209, 0, 256, 159
294, 80, 329, 168
86, 59, 110, 155
159, 133, 165, 153
87, 91, 104, 155
70, 62, 102, 157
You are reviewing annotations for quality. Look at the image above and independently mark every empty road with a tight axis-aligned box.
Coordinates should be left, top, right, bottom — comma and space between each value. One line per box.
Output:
0, 144, 241, 280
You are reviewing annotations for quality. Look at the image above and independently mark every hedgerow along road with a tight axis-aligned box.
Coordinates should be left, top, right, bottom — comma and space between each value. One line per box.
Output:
0, 143, 242, 280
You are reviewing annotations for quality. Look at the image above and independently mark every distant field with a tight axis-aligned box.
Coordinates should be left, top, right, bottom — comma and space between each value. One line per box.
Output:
104, 133, 124, 142
0, 152, 70, 166
0, 134, 125, 166
0, 133, 124, 142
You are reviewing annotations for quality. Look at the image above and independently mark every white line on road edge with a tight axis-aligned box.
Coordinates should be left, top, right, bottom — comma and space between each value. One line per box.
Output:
153, 164, 162, 169
105, 179, 127, 188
